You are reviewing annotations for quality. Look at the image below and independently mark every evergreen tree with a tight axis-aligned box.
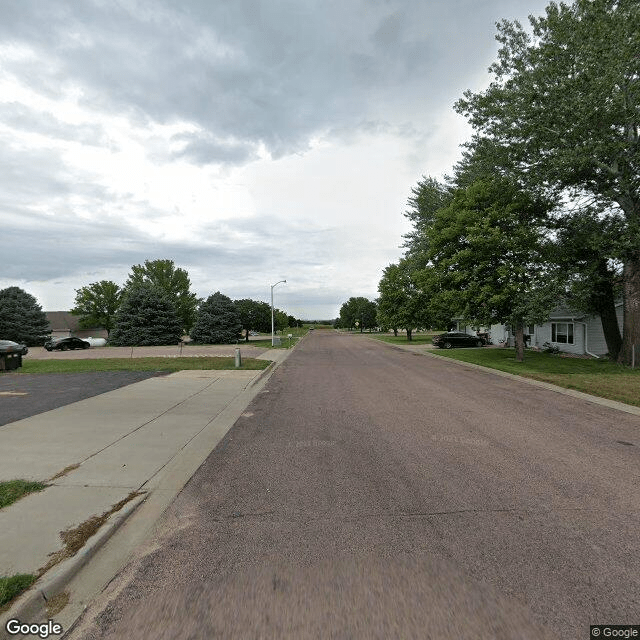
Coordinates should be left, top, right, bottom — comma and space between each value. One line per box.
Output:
110, 284, 182, 346
190, 292, 242, 344
0, 287, 50, 345
124, 259, 199, 333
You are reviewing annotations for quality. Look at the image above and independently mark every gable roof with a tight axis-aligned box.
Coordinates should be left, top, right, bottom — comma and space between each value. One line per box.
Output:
45, 311, 109, 332
45, 312, 80, 331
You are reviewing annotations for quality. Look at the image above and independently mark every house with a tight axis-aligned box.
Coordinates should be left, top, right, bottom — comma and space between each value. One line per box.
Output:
454, 302, 623, 357
45, 312, 108, 340
531, 303, 623, 357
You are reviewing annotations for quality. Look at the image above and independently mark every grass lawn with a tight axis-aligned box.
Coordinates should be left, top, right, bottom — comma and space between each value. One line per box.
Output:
246, 325, 309, 349
431, 347, 640, 407
369, 331, 441, 346
0, 479, 47, 510
0, 574, 36, 609
17, 357, 271, 375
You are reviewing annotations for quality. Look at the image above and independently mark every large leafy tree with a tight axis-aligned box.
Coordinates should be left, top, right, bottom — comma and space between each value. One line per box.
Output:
402, 176, 452, 258
110, 285, 182, 346
0, 287, 50, 345
190, 292, 242, 344
377, 259, 429, 340
125, 259, 199, 334
71, 280, 123, 337
551, 207, 625, 358
273, 309, 289, 333
234, 299, 272, 341
455, 0, 640, 364
338, 297, 377, 332
427, 178, 559, 361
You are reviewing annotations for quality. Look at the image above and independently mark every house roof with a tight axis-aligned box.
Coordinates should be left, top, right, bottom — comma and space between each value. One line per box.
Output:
45, 311, 80, 331
548, 307, 587, 320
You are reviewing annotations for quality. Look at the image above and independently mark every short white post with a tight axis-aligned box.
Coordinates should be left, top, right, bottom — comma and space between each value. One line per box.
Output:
235, 348, 242, 368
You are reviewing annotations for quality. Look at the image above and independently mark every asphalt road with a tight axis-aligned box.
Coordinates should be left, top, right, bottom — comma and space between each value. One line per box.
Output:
68, 331, 640, 639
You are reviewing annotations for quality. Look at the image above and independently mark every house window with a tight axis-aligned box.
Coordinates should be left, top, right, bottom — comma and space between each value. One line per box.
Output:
551, 322, 574, 344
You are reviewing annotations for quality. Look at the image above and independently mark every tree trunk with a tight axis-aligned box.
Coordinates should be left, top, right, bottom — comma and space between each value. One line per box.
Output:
615, 195, 640, 366
406, 328, 412, 341
245, 329, 250, 342
618, 255, 640, 366
595, 276, 622, 360
514, 322, 525, 362
393, 328, 398, 337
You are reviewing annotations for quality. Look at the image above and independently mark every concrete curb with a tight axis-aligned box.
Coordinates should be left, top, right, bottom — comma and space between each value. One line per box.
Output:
368, 336, 640, 418
0, 494, 145, 637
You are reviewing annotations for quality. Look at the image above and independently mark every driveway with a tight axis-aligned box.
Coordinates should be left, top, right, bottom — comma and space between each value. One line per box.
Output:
0, 371, 165, 426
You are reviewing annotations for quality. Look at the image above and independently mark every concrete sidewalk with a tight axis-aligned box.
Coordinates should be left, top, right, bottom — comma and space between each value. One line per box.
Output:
0, 349, 291, 634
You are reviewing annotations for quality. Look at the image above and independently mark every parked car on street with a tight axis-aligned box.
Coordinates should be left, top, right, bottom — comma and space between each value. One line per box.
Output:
0, 340, 28, 355
432, 332, 485, 349
44, 337, 90, 351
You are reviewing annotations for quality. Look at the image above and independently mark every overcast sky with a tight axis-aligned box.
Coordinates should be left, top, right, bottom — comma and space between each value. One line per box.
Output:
1, 0, 550, 320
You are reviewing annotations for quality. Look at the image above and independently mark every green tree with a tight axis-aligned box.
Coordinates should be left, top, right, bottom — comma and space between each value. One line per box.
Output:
71, 281, 123, 337
551, 207, 625, 359
110, 285, 182, 346
274, 309, 289, 333
455, 0, 640, 364
234, 299, 272, 341
403, 176, 452, 258
190, 292, 242, 344
377, 260, 428, 340
125, 259, 199, 334
427, 178, 559, 361
339, 297, 377, 332
0, 287, 50, 345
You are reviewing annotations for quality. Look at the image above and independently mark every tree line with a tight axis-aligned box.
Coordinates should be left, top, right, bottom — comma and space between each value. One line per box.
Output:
377, 0, 638, 364
0, 258, 302, 346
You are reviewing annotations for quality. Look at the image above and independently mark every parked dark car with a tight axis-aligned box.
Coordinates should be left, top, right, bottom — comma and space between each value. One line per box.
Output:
44, 337, 90, 351
432, 332, 485, 349
0, 340, 28, 355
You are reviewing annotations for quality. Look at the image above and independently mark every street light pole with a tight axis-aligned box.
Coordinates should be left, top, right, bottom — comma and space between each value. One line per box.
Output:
271, 279, 287, 346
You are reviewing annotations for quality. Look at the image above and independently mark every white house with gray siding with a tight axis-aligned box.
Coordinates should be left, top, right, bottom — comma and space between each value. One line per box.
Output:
532, 303, 623, 357
455, 302, 623, 357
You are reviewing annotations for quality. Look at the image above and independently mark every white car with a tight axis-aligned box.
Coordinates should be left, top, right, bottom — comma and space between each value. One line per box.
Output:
84, 337, 107, 347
